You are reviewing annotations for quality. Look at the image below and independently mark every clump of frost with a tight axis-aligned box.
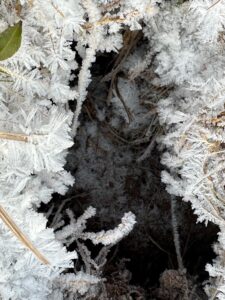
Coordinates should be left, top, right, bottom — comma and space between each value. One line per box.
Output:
0, 0, 157, 298
146, 1, 225, 298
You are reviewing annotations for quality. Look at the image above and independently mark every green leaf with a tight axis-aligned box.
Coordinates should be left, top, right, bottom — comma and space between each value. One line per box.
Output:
0, 21, 22, 61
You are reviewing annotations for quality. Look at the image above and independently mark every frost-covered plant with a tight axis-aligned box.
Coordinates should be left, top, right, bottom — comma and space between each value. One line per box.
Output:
49, 206, 136, 299
146, 1, 225, 298
0, 0, 156, 298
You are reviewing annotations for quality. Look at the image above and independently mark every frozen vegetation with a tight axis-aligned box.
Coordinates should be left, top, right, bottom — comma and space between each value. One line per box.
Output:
1, 0, 225, 299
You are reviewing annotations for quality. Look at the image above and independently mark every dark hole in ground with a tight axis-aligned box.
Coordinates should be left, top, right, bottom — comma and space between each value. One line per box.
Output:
40, 39, 219, 299
40, 141, 219, 299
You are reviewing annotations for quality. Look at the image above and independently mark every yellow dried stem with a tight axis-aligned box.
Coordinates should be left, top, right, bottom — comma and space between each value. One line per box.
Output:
50, 2, 65, 18
0, 131, 48, 264
83, 10, 140, 30
0, 65, 14, 77
0, 131, 29, 142
0, 205, 49, 264
207, 0, 222, 10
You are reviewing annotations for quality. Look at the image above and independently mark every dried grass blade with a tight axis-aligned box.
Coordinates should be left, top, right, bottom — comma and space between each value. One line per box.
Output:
0, 205, 49, 265
0, 131, 28, 142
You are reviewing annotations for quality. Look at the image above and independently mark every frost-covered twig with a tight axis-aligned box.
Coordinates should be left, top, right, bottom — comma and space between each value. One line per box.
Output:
82, 211, 136, 246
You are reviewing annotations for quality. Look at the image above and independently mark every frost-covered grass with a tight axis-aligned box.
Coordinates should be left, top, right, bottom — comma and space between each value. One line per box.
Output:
0, 0, 152, 298
2, 0, 225, 299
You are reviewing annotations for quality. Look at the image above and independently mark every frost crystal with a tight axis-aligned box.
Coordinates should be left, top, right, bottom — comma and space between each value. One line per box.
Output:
0, 0, 148, 298
148, 1, 225, 297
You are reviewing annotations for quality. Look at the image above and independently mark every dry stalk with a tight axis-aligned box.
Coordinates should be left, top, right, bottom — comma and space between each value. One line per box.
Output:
101, 30, 142, 107
207, 0, 222, 10
171, 197, 184, 272
50, 1, 65, 18
0, 131, 50, 264
113, 76, 134, 124
0, 204, 49, 264
82, 10, 140, 30
0, 131, 29, 142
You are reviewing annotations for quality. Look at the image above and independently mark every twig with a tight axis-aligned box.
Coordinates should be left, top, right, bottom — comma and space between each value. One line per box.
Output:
50, 1, 65, 18
83, 10, 140, 30
113, 76, 134, 124
105, 124, 131, 144
0, 65, 14, 77
207, 0, 222, 10
50, 193, 90, 228
101, 31, 142, 83
0, 205, 49, 264
171, 197, 190, 300
171, 196, 184, 272
137, 132, 157, 162
0, 131, 29, 142
148, 233, 170, 256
